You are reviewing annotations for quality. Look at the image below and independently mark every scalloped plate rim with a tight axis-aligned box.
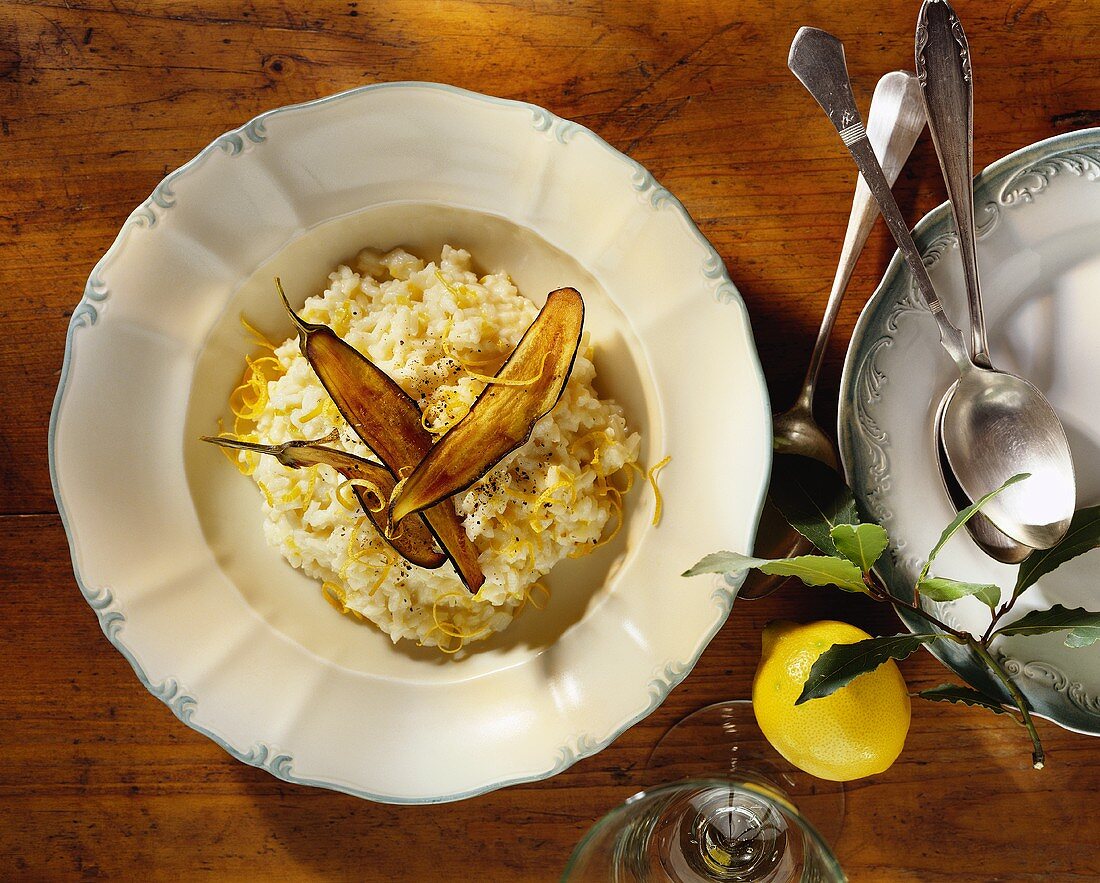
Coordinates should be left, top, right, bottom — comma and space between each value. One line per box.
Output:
49, 81, 772, 802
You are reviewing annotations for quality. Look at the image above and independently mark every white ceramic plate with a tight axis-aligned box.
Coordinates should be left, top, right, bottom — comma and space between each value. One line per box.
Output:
50, 83, 771, 802
840, 128, 1100, 734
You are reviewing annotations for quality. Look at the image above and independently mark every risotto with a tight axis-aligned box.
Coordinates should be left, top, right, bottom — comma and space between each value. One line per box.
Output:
225, 245, 640, 651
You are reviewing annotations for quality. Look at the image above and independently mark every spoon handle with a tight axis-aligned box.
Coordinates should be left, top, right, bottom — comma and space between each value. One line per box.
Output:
787, 27, 972, 372
795, 70, 926, 410
916, 0, 991, 367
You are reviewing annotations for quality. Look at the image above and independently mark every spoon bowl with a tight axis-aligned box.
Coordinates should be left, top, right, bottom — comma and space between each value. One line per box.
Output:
933, 388, 1031, 563
941, 366, 1075, 549
772, 403, 839, 470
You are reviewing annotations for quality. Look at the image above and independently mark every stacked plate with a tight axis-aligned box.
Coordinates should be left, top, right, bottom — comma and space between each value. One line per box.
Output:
841, 128, 1100, 734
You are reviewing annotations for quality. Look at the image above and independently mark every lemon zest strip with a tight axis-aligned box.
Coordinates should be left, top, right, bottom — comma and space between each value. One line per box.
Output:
446, 344, 549, 387
434, 269, 481, 311
255, 479, 275, 508
368, 561, 393, 597
533, 479, 571, 511
420, 393, 470, 435
527, 581, 551, 611
647, 456, 671, 526
506, 485, 539, 505
297, 397, 326, 424
431, 591, 491, 643
336, 477, 387, 513
322, 580, 347, 611
240, 314, 278, 351
569, 428, 614, 461
570, 489, 624, 558
437, 306, 548, 388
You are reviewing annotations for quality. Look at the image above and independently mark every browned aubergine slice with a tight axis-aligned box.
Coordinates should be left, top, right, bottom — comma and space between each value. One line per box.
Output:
390, 287, 584, 524
202, 433, 446, 569
276, 281, 484, 592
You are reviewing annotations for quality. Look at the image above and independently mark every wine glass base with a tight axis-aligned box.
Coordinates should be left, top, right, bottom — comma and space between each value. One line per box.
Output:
647, 700, 845, 847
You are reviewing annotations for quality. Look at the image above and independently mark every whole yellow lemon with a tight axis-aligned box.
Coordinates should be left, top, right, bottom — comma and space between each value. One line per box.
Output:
752, 620, 911, 782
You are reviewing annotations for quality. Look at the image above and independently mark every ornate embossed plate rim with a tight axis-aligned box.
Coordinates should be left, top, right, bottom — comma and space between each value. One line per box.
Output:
50, 82, 770, 802
838, 127, 1100, 736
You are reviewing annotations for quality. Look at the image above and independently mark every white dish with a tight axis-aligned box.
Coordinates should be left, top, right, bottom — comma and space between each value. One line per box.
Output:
50, 83, 771, 801
840, 128, 1100, 734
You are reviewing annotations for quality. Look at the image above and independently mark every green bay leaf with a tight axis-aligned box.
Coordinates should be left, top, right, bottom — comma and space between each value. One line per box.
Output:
1014, 505, 1100, 602
917, 576, 1001, 610
919, 473, 1028, 584
768, 454, 859, 555
918, 684, 1013, 716
830, 522, 889, 572
757, 555, 867, 593
682, 551, 768, 578
796, 633, 945, 704
1065, 627, 1100, 648
683, 550, 866, 593
993, 605, 1100, 638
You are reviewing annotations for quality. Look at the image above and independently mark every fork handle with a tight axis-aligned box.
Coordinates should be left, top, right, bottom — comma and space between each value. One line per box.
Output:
795, 70, 926, 411
787, 26, 972, 373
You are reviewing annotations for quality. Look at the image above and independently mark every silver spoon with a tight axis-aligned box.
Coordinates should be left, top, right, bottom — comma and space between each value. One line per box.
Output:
916, 0, 1032, 563
772, 70, 926, 468
745, 71, 926, 599
788, 26, 1075, 551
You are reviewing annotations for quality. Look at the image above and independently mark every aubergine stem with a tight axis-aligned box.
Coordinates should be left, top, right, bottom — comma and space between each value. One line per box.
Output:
201, 434, 445, 569
204, 429, 341, 457
390, 287, 584, 524
275, 278, 485, 593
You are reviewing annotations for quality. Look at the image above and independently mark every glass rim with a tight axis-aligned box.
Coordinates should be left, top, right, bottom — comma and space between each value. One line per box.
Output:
561, 776, 847, 882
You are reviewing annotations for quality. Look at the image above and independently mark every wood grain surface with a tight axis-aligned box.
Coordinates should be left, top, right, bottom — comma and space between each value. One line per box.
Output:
3, 0, 1099, 879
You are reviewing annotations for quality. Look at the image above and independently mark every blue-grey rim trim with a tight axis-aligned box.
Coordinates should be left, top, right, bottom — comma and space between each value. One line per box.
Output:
838, 127, 1100, 737
49, 81, 773, 802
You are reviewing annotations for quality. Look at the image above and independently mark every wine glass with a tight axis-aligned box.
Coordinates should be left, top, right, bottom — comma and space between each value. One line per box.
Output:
561, 701, 846, 882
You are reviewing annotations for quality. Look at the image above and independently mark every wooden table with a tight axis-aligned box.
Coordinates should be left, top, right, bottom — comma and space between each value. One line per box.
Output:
4, 1, 1099, 879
